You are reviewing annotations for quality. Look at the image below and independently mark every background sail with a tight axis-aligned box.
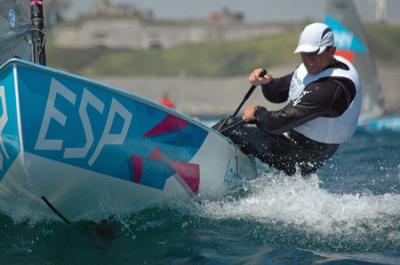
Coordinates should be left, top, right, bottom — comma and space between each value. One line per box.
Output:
0, 1, 33, 65
324, 0, 384, 120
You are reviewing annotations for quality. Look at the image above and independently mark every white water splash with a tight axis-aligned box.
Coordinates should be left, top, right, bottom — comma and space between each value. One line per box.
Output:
200, 173, 400, 236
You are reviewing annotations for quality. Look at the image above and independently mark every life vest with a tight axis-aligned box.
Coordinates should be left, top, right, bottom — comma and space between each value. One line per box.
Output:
288, 56, 361, 144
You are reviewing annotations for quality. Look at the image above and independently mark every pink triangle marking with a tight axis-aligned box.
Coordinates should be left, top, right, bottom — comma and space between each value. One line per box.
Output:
131, 155, 143, 183
144, 114, 189, 137
169, 161, 200, 194
149, 148, 165, 160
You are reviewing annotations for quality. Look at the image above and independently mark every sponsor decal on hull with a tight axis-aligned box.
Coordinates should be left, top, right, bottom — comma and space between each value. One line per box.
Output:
16, 64, 207, 195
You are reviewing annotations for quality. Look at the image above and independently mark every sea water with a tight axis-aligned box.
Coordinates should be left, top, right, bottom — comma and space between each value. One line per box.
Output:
0, 129, 399, 264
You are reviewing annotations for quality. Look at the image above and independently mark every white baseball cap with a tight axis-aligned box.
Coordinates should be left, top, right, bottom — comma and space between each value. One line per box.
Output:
294, 23, 334, 54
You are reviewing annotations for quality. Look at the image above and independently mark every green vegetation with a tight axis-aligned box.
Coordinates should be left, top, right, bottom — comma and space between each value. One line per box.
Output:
46, 23, 400, 77
365, 23, 400, 63
47, 31, 299, 77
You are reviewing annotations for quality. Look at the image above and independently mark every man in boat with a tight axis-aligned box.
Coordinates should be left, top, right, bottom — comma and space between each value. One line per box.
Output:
220, 22, 361, 175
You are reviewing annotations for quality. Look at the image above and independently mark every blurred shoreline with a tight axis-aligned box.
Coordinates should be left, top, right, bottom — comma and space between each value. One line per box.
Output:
97, 62, 400, 117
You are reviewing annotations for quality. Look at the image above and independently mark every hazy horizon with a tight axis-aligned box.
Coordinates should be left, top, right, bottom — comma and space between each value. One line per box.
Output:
62, 0, 400, 24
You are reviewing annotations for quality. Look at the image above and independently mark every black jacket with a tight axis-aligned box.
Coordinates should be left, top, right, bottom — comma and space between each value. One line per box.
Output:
221, 59, 356, 175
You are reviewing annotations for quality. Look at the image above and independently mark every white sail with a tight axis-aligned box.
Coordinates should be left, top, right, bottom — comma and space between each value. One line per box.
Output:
0, 1, 33, 65
324, 0, 384, 121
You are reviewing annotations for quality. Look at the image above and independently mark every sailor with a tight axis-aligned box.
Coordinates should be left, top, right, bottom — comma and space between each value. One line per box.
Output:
221, 22, 361, 175
159, 93, 175, 109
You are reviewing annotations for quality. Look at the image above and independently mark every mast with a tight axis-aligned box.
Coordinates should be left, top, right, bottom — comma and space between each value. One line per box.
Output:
30, 0, 47, 65
376, 0, 386, 23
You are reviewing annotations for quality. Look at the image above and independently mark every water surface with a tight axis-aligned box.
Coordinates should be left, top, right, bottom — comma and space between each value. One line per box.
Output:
1, 130, 399, 264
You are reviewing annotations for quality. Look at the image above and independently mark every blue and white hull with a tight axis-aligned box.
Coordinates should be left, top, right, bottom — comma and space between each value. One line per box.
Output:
0, 59, 256, 221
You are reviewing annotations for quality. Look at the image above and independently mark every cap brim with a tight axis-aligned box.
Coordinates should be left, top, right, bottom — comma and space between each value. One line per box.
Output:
294, 45, 327, 54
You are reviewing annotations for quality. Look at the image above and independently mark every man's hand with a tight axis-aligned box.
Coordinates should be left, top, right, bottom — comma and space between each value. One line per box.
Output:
248, 68, 272, 86
243, 104, 259, 122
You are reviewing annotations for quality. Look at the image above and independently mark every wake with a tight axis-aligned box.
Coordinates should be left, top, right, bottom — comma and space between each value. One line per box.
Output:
200, 172, 400, 238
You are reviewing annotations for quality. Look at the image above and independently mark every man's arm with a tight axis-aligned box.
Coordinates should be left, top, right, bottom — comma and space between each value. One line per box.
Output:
254, 77, 355, 135
261, 72, 294, 103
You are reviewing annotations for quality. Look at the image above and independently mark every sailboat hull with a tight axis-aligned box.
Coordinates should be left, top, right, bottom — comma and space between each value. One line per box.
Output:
0, 59, 256, 221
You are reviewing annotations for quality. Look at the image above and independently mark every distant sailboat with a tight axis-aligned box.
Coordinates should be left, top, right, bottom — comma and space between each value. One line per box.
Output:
324, 0, 384, 121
